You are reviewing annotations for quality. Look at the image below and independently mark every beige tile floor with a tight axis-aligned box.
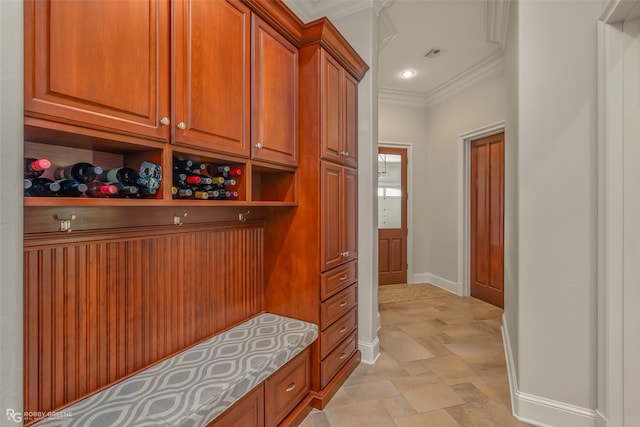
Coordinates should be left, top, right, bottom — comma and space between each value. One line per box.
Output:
299, 284, 534, 427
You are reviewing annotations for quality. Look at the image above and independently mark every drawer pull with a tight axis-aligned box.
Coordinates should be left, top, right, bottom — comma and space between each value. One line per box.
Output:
339, 301, 347, 307
339, 326, 347, 333
339, 275, 348, 281
285, 383, 297, 392
339, 352, 347, 360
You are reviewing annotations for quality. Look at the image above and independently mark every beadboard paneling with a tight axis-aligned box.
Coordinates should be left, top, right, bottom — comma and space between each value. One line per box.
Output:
23, 222, 263, 423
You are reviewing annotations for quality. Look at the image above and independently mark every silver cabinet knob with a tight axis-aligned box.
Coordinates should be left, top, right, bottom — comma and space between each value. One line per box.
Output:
255, 141, 264, 149
177, 121, 186, 130
160, 117, 170, 126
344, 151, 349, 156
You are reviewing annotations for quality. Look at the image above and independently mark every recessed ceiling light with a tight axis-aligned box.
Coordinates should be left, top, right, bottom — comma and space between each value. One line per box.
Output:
400, 70, 416, 79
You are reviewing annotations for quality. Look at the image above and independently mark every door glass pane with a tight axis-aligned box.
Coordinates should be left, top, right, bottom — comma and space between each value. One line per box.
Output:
378, 153, 402, 229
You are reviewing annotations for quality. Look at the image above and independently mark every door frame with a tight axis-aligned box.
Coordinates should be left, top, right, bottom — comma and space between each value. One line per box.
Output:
378, 141, 413, 283
457, 121, 505, 297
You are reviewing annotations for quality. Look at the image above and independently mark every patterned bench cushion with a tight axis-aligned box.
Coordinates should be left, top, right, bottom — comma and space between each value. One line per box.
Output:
34, 313, 318, 427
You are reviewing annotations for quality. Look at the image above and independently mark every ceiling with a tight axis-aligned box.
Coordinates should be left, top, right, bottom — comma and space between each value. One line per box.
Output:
283, 0, 508, 107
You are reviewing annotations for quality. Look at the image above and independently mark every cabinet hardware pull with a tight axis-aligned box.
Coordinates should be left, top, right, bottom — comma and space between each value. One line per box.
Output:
339, 275, 347, 280
344, 151, 349, 156
339, 326, 347, 333
339, 301, 347, 307
285, 383, 296, 392
255, 141, 264, 149
339, 352, 347, 360
160, 117, 170, 125
177, 121, 186, 130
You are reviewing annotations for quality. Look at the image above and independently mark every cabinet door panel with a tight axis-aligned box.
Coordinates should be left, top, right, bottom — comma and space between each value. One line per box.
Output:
321, 53, 343, 164
343, 74, 358, 168
252, 17, 298, 167
174, 0, 250, 157
321, 162, 343, 272
343, 166, 358, 263
24, 0, 170, 140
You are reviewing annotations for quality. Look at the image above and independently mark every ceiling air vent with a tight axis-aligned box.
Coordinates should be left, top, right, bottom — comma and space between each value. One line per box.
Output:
424, 48, 448, 58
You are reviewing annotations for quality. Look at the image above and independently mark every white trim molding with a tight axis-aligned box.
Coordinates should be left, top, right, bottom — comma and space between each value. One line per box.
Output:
358, 337, 381, 365
486, 0, 511, 48
379, 51, 504, 108
457, 121, 505, 297
502, 315, 597, 427
411, 272, 460, 295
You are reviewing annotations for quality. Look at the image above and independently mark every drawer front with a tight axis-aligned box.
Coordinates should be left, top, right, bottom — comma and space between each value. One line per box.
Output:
320, 284, 357, 329
264, 348, 310, 427
320, 308, 357, 359
320, 261, 357, 300
320, 331, 357, 389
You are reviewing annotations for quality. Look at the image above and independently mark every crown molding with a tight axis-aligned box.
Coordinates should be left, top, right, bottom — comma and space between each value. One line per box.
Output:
485, 0, 511, 48
379, 51, 504, 108
282, 0, 372, 23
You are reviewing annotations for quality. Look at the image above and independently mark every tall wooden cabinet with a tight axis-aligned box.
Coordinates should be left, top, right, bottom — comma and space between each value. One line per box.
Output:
264, 19, 368, 408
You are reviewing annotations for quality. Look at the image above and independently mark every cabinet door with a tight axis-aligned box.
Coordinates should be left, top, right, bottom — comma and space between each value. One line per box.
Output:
174, 0, 250, 157
321, 52, 343, 164
342, 166, 358, 263
252, 16, 298, 167
24, 0, 170, 141
321, 161, 343, 272
342, 73, 359, 168
207, 384, 264, 427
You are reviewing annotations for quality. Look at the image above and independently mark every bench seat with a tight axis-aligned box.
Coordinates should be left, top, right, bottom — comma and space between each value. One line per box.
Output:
34, 313, 318, 427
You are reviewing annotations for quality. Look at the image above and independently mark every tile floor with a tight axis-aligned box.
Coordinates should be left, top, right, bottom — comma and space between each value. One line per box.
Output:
299, 284, 534, 427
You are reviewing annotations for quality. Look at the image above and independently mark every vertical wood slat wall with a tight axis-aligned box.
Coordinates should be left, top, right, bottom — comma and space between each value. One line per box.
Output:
23, 222, 264, 422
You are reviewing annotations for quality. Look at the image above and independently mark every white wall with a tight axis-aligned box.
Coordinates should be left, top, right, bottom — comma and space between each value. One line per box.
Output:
379, 70, 505, 291
331, 8, 381, 364
504, 1, 601, 425
0, 0, 24, 419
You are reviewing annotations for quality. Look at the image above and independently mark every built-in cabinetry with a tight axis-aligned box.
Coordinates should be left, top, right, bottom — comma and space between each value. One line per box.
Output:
24, 0, 297, 208
264, 19, 368, 409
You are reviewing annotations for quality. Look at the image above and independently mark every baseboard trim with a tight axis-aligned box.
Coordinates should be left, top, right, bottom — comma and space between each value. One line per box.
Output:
502, 314, 597, 427
411, 272, 461, 295
358, 336, 380, 365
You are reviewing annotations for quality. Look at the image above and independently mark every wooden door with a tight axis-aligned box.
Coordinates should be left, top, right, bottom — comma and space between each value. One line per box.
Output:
321, 52, 343, 164
24, 0, 170, 141
378, 147, 408, 285
342, 73, 359, 168
321, 161, 343, 272
470, 133, 504, 308
342, 166, 358, 264
252, 16, 298, 167
173, 0, 250, 157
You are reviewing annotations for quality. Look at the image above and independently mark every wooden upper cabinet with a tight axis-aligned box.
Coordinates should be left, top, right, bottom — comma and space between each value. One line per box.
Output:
252, 16, 298, 167
24, 0, 170, 141
321, 50, 358, 167
321, 161, 358, 272
173, 0, 251, 157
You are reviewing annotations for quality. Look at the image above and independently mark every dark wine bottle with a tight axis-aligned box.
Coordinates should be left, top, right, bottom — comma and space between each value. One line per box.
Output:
105, 167, 139, 185
173, 157, 193, 172
173, 173, 201, 186
24, 179, 32, 190
172, 186, 193, 198
54, 162, 103, 183
24, 157, 52, 179
56, 179, 88, 197
136, 187, 157, 197
223, 179, 237, 187
108, 182, 139, 198
193, 190, 209, 200
84, 182, 117, 198
25, 178, 60, 197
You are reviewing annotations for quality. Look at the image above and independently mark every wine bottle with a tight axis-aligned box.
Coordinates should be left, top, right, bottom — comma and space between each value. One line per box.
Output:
108, 182, 139, 198
54, 162, 103, 183
24, 179, 32, 190
173, 157, 193, 172
193, 190, 209, 200
173, 173, 201, 186
25, 178, 60, 197
84, 182, 117, 198
223, 179, 237, 187
24, 157, 52, 179
172, 186, 193, 198
136, 187, 157, 197
56, 179, 88, 197
104, 167, 139, 185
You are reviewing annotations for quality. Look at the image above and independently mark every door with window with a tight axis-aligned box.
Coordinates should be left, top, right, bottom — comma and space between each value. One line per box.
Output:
378, 147, 407, 285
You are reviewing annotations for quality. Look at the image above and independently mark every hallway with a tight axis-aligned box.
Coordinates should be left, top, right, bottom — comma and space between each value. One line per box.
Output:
300, 284, 533, 426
